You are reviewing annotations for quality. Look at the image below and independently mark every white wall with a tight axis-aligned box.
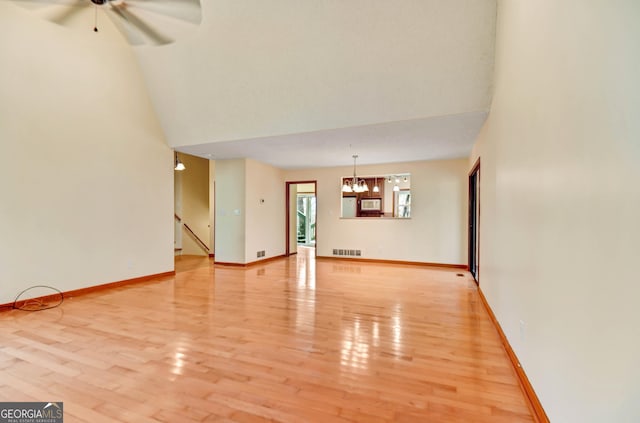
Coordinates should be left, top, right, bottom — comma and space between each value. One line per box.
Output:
245, 159, 285, 261
214, 158, 464, 265
209, 159, 216, 255
214, 159, 246, 263
0, 4, 173, 304
289, 184, 298, 255
285, 159, 468, 265
296, 183, 315, 194
471, 1, 640, 421
214, 158, 285, 264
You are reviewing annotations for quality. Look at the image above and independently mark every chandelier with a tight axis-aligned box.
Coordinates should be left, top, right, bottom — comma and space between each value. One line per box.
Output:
341, 155, 369, 193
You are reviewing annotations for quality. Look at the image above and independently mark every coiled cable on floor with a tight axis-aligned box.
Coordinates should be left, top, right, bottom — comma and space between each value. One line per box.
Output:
10, 285, 64, 312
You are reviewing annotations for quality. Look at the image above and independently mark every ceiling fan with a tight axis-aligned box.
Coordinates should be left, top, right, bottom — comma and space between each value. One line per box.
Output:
11, 0, 202, 46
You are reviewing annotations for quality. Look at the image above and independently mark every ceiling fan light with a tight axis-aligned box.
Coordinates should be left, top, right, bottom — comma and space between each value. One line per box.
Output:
373, 185, 379, 193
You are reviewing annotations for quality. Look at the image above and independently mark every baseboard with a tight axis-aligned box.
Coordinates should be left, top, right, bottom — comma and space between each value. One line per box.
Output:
215, 254, 286, 267
477, 288, 549, 423
213, 261, 246, 267
317, 255, 468, 270
208, 253, 215, 258
0, 271, 175, 312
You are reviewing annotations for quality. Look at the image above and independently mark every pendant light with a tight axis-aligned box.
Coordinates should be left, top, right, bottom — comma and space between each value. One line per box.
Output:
174, 152, 186, 171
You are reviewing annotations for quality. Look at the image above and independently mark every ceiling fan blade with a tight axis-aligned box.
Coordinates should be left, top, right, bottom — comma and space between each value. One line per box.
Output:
103, 5, 145, 45
120, 0, 201, 24
105, 3, 172, 45
49, 0, 86, 25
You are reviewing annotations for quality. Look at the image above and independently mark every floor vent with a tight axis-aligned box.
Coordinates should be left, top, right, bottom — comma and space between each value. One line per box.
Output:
456, 273, 464, 277
332, 249, 362, 257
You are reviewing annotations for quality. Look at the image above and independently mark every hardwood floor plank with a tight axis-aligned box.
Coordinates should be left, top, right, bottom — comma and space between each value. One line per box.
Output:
0, 248, 534, 422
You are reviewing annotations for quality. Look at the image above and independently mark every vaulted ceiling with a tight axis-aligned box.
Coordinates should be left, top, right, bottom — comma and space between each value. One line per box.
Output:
11, 0, 498, 169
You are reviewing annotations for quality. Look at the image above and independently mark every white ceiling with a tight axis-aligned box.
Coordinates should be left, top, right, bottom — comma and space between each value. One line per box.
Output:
178, 111, 488, 169
11, 0, 498, 168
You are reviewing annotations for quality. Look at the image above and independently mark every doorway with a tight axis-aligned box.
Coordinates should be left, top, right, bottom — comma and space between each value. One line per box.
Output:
286, 181, 317, 256
468, 159, 480, 283
297, 194, 316, 246
173, 152, 212, 258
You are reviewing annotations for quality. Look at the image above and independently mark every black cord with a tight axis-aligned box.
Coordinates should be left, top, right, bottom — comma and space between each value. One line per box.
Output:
94, 4, 99, 32
11, 285, 64, 312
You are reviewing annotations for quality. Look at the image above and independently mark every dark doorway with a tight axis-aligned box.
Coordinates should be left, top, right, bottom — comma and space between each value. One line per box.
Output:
469, 159, 480, 283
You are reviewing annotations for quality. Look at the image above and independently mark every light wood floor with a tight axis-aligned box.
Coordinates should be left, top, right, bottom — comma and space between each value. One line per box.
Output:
0, 248, 534, 422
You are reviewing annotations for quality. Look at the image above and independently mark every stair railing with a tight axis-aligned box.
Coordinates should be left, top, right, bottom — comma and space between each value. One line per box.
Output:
175, 214, 210, 254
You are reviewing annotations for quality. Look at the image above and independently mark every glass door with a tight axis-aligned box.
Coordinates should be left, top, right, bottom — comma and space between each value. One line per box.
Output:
297, 194, 316, 245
